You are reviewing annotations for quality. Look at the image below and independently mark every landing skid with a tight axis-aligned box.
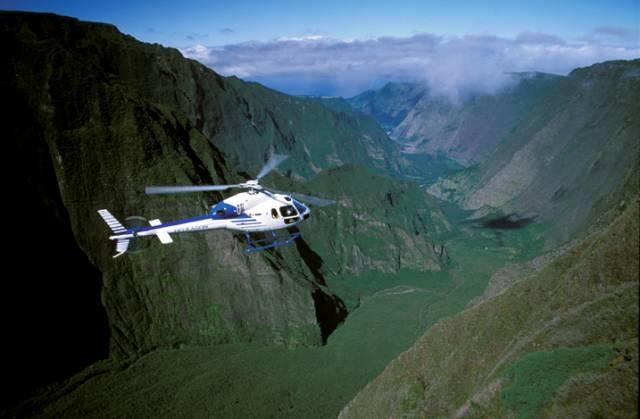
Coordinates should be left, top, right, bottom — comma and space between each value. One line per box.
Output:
244, 230, 301, 254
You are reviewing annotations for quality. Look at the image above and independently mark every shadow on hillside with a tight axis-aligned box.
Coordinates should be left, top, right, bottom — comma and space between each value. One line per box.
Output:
462, 213, 538, 230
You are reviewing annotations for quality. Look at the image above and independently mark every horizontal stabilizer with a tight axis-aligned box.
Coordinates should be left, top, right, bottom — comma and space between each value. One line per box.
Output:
149, 219, 173, 244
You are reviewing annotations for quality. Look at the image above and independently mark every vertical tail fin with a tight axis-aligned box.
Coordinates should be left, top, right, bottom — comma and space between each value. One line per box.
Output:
98, 209, 131, 258
114, 239, 130, 258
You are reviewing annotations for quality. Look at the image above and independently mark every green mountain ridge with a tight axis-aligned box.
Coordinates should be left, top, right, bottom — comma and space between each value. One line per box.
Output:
270, 165, 452, 276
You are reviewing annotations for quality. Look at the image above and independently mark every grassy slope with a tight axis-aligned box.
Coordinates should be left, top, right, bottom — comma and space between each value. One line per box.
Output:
340, 198, 638, 418
501, 344, 614, 419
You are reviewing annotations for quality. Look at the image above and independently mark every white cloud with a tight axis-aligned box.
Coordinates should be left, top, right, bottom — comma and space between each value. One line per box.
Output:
277, 35, 326, 42
180, 31, 640, 99
184, 44, 211, 62
591, 26, 636, 39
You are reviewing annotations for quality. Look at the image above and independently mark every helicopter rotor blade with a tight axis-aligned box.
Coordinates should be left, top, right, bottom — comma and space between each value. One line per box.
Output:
145, 184, 241, 195
256, 154, 288, 180
291, 192, 336, 207
269, 188, 336, 207
259, 188, 290, 205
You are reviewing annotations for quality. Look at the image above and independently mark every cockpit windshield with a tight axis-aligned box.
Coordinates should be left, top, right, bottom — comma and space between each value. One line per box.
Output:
292, 199, 307, 214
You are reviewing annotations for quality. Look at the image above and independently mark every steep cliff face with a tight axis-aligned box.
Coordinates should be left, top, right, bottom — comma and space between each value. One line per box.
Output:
2, 85, 110, 404
340, 197, 639, 418
2, 11, 336, 360
299, 166, 451, 275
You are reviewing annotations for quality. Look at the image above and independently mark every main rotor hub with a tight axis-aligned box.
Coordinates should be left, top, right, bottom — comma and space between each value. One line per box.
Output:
242, 179, 262, 190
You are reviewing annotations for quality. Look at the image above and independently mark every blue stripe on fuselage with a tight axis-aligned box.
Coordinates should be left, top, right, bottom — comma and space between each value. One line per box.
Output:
132, 213, 251, 233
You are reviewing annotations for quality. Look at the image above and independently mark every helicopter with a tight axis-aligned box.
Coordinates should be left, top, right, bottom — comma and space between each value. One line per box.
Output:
98, 154, 334, 258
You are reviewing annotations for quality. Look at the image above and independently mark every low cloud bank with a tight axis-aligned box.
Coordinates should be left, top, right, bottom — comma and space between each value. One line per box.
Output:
181, 30, 639, 100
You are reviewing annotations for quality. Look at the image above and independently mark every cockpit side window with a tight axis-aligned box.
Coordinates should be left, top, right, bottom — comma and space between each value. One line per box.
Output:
271, 208, 279, 219
279, 205, 298, 217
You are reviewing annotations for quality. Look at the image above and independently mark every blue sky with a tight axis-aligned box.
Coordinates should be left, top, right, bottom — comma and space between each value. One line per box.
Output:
3, 0, 639, 46
3, 0, 639, 96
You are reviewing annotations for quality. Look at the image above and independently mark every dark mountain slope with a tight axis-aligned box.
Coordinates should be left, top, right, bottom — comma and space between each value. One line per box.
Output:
2, 88, 110, 405
1, 11, 355, 387
1, 11, 450, 405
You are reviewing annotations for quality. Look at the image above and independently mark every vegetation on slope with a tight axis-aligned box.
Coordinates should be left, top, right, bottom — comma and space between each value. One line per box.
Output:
347, 75, 562, 165
501, 344, 614, 419
340, 198, 639, 418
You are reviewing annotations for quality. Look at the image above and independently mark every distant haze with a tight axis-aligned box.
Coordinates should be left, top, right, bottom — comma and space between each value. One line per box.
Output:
182, 32, 639, 100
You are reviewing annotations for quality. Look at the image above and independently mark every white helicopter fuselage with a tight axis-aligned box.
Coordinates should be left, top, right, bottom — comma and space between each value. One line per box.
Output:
98, 191, 310, 257
98, 154, 329, 257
